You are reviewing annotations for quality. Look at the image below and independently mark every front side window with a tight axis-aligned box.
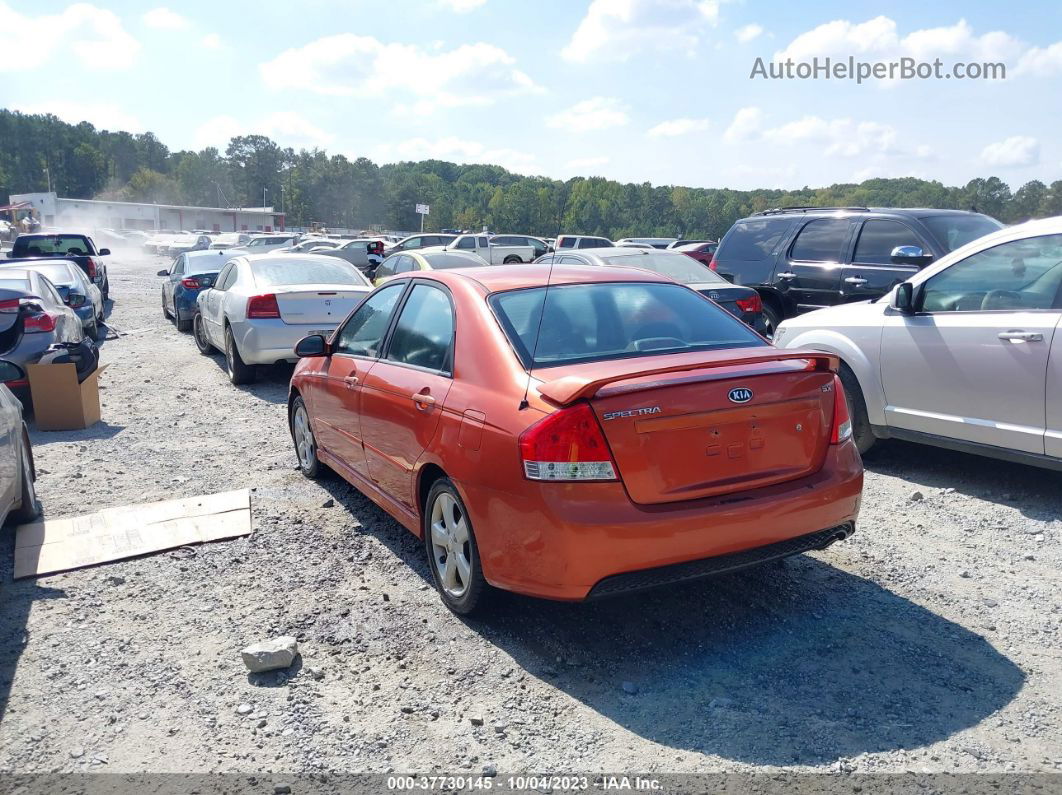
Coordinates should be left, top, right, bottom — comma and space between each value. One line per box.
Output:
478, 237, 489, 248
790, 219, 851, 262
394, 256, 416, 274
455, 237, 474, 250
921, 234, 1062, 312
854, 220, 924, 265
376, 255, 400, 279
386, 284, 455, 373
334, 283, 405, 357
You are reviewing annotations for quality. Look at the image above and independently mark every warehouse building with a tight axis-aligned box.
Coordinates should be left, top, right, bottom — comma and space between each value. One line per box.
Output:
9, 192, 285, 233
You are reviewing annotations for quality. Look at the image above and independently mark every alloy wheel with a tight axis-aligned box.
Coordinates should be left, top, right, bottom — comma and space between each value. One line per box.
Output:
292, 404, 315, 470
429, 492, 472, 599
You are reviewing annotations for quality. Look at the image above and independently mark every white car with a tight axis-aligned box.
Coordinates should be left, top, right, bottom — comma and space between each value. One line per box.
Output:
774, 216, 1062, 469
230, 234, 298, 255
192, 254, 372, 385
209, 233, 253, 250
432, 234, 533, 264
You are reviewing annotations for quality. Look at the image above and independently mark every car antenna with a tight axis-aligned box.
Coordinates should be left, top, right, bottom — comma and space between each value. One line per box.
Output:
519, 254, 556, 410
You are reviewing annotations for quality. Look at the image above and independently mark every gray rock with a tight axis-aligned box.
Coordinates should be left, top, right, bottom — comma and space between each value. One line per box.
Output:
910, 491, 925, 502
237, 703, 253, 715
470, 715, 484, 726
621, 681, 639, 695
69, 747, 85, 759
483, 764, 498, 777
321, 499, 335, 508
241, 636, 299, 673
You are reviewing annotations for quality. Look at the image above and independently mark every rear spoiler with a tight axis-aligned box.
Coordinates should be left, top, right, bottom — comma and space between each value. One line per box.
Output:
537, 348, 839, 406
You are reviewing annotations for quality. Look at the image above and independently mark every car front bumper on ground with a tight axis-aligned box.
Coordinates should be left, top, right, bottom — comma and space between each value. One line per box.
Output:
232, 318, 338, 365
460, 441, 863, 601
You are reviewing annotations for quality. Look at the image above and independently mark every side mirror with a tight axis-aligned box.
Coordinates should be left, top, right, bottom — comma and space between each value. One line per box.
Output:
98, 248, 111, 256
893, 282, 915, 315
0, 360, 25, 383
294, 334, 328, 358
891, 245, 931, 266
157, 269, 169, 276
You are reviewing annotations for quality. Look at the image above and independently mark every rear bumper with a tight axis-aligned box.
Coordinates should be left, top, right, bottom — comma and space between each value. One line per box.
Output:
461, 440, 863, 601
232, 319, 338, 365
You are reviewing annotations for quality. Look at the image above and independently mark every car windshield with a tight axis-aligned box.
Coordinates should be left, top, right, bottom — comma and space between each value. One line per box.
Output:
13, 235, 93, 257
251, 259, 369, 287
491, 281, 765, 369
921, 214, 1003, 252
596, 252, 727, 284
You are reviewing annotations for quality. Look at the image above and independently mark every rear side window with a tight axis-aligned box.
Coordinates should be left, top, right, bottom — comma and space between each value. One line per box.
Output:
790, 219, 850, 262
558, 237, 574, 249
853, 220, 924, 265
717, 220, 790, 262
386, 284, 454, 373
578, 237, 612, 249
491, 282, 764, 369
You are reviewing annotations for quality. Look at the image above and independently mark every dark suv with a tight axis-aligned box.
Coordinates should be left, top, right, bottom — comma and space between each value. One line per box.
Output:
712, 207, 1003, 334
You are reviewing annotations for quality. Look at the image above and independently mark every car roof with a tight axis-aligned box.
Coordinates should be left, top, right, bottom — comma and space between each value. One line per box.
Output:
746, 207, 991, 221
395, 263, 672, 294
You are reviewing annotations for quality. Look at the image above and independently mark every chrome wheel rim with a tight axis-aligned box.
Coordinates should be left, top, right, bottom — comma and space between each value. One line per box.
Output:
194, 316, 208, 349
429, 492, 472, 599
292, 404, 315, 469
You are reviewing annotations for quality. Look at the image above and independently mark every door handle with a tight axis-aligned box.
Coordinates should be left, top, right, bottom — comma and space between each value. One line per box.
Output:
344, 375, 359, 387
998, 331, 1043, 343
777, 272, 796, 280
844, 276, 868, 286
411, 392, 436, 407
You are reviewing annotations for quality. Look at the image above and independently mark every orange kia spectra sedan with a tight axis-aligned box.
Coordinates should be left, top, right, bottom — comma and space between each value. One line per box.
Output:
287, 265, 863, 614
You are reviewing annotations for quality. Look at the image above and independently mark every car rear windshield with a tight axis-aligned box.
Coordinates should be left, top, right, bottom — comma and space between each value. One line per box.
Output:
251, 259, 369, 287
920, 214, 1003, 252
595, 251, 728, 285
12, 235, 94, 257
423, 253, 486, 270
717, 219, 791, 261
0, 278, 32, 292
18, 263, 76, 284
490, 282, 765, 369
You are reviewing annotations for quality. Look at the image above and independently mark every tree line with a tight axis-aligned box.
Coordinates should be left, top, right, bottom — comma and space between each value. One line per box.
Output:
2, 109, 1060, 238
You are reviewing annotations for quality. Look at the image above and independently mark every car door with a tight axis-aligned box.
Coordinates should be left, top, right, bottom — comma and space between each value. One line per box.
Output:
0, 386, 19, 514
204, 261, 237, 345
310, 282, 407, 477
843, 219, 931, 303
776, 218, 857, 313
880, 232, 1062, 454
168, 254, 186, 312
358, 282, 456, 508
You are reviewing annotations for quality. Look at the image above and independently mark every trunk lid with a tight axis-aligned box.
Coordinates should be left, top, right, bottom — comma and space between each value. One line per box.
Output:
537, 349, 838, 505
270, 284, 369, 325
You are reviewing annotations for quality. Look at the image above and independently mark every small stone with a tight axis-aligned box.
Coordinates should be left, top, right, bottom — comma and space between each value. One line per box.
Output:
982, 598, 999, 608
621, 681, 639, 695
105, 576, 126, 586
960, 571, 972, 578
308, 667, 325, 681
910, 491, 924, 502
482, 764, 498, 777
237, 703, 253, 715
401, 706, 415, 714
257, 719, 268, 728
321, 499, 335, 508
70, 747, 85, 759
470, 715, 484, 726
274, 786, 292, 795
241, 636, 299, 673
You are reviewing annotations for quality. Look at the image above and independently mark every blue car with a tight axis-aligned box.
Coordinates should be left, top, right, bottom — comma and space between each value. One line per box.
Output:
160, 249, 240, 332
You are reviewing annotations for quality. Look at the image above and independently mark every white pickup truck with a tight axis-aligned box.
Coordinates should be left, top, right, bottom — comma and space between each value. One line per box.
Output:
435, 234, 534, 264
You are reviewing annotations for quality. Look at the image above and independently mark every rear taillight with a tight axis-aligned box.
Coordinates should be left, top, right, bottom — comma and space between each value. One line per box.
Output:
86, 258, 98, 279
181, 277, 201, 289
707, 256, 718, 271
24, 312, 57, 333
246, 293, 281, 319
830, 374, 852, 445
519, 402, 618, 481
735, 293, 763, 313
66, 293, 86, 308
0, 298, 20, 313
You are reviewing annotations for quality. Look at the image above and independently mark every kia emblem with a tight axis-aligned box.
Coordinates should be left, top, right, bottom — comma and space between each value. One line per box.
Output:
728, 387, 753, 403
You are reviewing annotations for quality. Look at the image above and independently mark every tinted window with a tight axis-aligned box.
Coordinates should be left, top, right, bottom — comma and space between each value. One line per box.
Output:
491, 282, 764, 368
558, 237, 574, 249
718, 219, 790, 261
455, 237, 475, 250
921, 234, 1062, 312
578, 237, 612, 249
920, 214, 1003, 253
375, 255, 400, 279
492, 236, 514, 245
402, 237, 422, 250
478, 237, 489, 248
334, 283, 405, 357
394, 256, 415, 274
13, 234, 93, 257
790, 219, 850, 262
252, 259, 368, 287
386, 284, 454, 373
853, 220, 925, 265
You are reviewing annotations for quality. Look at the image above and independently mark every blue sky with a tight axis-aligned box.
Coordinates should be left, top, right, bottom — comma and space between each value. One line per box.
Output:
2, 0, 1061, 190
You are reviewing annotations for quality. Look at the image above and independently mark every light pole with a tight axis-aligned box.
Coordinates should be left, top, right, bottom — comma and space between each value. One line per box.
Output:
262, 187, 268, 208
44, 167, 51, 193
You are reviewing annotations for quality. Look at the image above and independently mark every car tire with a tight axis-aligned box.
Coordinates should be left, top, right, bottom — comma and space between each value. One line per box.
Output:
193, 312, 214, 355
839, 364, 876, 456
290, 396, 323, 479
162, 289, 171, 319
503, 255, 522, 264
761, 301, 782, 339
424, 477, 488, 615
10, 427, 41, 524
225, 326, 256, 385
175, 308, 191, 333
102, 278, 110, 302
85, 316, 100, 342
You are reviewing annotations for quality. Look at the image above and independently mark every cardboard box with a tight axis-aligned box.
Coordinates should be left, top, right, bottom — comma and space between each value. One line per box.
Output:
26, 362, 109, 431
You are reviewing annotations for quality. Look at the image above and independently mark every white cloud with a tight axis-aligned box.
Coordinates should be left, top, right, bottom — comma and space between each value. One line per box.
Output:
647, 117, 710, 138
735, 24, 763, 43
13, 102, 144, 133
194, 113, 334, 150
201, 33, 222, 49
562, 0, 722, 63
1016, 42, 1062, 76
142, 7, 190, 30
723, 106, 764, 142
259, 36, 539, 113
546, 97, 629, 133
566, 156, 610, 170
0, 2, 141, 71
374, 137, 536, 174
438, 0, 486, 11
980, 136, 1039, 168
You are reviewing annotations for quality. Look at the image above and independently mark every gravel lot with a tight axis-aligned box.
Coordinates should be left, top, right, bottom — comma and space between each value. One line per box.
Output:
0, 252, 1060, 776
